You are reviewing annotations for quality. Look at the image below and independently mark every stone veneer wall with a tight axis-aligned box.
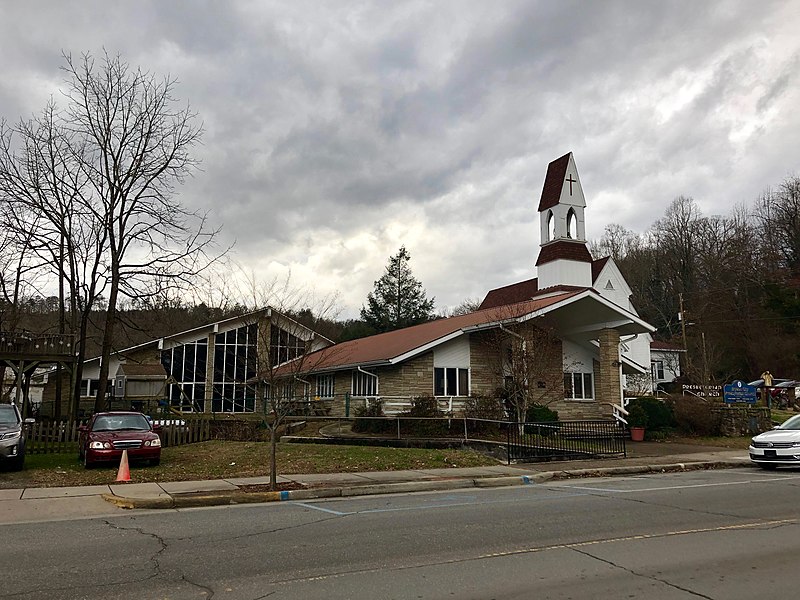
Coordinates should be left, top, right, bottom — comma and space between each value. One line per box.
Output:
468, 330, 503, 395
469, 327, 569, 415
379, 353, 434, 398
324, 354, 435, 417
596, 328, 621, 416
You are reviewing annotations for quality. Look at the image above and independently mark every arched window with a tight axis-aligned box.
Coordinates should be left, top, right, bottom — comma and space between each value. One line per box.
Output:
547, 211, 555, 242
566, 208, 577, 239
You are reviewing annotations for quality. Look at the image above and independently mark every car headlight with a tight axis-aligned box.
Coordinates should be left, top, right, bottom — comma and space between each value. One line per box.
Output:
145, 438, 161, 447
89, 441, 112, 449
0, 429, 21, 441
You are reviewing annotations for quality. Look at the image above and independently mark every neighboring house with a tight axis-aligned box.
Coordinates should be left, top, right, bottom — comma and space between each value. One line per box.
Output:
299, 152, 657, 419
649, 341, 684, 389
41, 308, 333, 416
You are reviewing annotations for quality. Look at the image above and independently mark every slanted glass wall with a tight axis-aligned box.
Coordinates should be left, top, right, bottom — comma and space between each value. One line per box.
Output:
159, 321, 312, 414
161, 339, 208, 412
213, 324, 258, 412
269, 326, 305, 366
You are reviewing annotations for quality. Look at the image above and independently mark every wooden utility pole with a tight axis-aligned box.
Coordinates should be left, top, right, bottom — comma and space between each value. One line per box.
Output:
679, 293, 692, 379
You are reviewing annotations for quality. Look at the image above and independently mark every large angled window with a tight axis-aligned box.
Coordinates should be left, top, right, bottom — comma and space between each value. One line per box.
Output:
161, 338, 208, 412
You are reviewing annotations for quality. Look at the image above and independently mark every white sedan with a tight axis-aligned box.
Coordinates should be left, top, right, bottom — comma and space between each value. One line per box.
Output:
749, 414, 800, 469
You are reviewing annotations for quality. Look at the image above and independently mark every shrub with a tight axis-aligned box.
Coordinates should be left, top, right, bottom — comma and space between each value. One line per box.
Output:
352, 400, 393, 434
408, 395, 443, 418
400, 395, 452, 437
626, 397, 674, 432
667, 395, 721, 436
464, 394, 505, 421
464, 394, 505, 436
626, 404, 649, 428
525, 404, 559, 423
524, 404, 559, 436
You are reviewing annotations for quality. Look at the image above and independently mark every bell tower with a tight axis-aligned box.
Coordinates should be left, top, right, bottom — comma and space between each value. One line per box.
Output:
535, 152, 593, 289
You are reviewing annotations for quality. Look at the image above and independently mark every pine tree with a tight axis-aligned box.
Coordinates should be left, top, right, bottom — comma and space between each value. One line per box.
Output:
361, 246, 435, 333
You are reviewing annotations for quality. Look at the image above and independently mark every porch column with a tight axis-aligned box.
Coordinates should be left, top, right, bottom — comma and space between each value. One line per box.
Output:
597, 328, 621, 412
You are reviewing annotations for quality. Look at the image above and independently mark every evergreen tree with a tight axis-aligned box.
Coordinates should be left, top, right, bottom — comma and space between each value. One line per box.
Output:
361, 246, 435, 333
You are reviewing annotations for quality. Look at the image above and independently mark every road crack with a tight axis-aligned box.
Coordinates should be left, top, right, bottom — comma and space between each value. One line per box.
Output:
570, 546, 715, 599
103, 518, 168, 580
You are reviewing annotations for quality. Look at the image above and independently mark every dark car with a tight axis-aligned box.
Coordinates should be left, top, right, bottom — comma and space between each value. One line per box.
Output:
0, 403, 28, 471
78, 411, 161, 468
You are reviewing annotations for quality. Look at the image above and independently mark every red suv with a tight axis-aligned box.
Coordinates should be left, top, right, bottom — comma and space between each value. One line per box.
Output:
78, 411, 161, 468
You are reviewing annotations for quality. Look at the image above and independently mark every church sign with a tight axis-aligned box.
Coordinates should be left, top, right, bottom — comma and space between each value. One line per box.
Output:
723, 380, 758, 404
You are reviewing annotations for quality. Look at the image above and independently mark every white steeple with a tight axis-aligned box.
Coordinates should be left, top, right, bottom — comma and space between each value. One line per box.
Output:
535, 152, 593, 289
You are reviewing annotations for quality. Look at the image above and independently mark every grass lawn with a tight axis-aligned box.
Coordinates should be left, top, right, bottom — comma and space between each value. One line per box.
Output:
669, 436, 751, 449
0, 441, 499, 489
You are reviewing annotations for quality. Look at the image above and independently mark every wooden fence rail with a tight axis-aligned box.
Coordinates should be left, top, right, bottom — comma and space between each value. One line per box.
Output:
23, 419, 212, 454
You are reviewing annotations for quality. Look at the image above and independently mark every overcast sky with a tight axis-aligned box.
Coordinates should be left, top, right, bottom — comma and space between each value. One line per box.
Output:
1, 1, 798, 318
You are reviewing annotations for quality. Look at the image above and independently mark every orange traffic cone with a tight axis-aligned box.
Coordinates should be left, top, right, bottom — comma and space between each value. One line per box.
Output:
116, 450, 131, 482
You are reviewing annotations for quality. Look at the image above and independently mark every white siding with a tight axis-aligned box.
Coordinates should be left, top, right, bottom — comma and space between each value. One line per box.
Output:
433, 336, 470, 368
562, 340, 595, 372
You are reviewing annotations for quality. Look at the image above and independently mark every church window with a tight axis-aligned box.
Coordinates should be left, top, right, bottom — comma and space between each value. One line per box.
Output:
546, 211, 555, 242
566, 208, 577, 239
434, 367, 469, 396
352, 369, 378, 397
161, 337, 208, 412
316, 374, 335, 398
605, 280, 614, 290
564, 372, 594, 400
211, 324, 257, 412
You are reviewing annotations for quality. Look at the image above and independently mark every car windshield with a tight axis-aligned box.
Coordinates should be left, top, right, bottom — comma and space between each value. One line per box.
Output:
778, 415, 800, 430
0, 405, 20, 426
92, 414, 150, 432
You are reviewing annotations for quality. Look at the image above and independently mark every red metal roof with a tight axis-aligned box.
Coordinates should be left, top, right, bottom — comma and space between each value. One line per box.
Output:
535, 240, 593, 266
305, 291, 583, 372
591, 256, 610, 282
479, 257, 611, 310
650, 340, 685, 351
537, 152, 571, 211
478, 278, 539, 310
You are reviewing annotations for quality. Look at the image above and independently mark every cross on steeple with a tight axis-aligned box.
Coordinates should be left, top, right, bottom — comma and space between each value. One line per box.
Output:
565, 174, 576, 196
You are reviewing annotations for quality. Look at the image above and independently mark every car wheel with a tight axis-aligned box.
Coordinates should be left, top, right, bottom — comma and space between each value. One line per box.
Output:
150, 457, 161, 467
83, 454, 94, 469
10, 454, 24, 472
758, 463, 778, 470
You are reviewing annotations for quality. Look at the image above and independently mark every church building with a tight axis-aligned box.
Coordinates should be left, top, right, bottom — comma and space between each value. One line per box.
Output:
48, 152, 672, 420
299, 152, 659, 419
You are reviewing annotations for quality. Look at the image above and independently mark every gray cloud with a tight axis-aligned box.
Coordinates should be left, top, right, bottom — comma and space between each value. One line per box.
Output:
0, 0, 798, 316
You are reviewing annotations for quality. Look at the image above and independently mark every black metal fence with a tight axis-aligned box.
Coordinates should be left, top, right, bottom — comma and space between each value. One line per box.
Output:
507, 420, 626, 463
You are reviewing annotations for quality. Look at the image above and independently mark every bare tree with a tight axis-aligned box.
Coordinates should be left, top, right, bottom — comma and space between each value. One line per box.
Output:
756, 176, 800, 277
474, 313, 564, 424
57, 51, 224, 411
235, 274, 341, 490
0, 102, 110, 415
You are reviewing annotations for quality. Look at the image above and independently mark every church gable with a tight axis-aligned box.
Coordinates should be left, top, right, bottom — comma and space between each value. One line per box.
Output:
591, 257, 635, 313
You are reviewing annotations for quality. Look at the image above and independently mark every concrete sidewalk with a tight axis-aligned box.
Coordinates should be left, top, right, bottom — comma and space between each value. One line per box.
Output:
0, 442, 754, 519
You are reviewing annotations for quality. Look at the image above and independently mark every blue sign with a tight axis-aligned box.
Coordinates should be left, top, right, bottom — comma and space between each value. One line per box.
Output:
723, 380, 758, 404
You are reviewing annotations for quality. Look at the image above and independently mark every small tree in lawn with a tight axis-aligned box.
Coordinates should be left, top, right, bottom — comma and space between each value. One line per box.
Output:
361, 246, 435, 333
237, 274, 341, 490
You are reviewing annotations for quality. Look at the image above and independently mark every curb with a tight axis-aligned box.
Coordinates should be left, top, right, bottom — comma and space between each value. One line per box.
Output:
101, 458, 754, 510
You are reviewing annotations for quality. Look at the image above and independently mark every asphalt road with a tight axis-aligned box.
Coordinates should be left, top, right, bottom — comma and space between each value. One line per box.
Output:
2, 467, 799, 599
